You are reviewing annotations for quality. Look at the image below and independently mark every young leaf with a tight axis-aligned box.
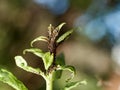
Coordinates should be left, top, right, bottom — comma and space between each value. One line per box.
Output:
57, 30, 73, 43
15, 56, 44, 77
23, 48, 44, 58
31, 36, 48, 47
53, 70, 62, 80
63, 80, 87, 90
23, 49, 53, 70
55, 23, 66, 32
48, 24, 54, 32
53, 53, 65, 80
56, 53, 65, 66
57, 65, 76, 82
0, 68, 28, 90
42, 52, 54, 70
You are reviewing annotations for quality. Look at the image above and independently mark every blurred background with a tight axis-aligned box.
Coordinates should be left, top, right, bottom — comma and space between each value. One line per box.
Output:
0, 0, 120, 90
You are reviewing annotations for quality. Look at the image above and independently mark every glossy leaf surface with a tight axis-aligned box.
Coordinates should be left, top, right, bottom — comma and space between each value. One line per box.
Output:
57, 30, 73, 43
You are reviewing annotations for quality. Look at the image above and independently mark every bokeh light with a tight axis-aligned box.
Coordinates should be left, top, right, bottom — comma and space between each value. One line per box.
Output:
0, 0, 120, 90
34, 0, 69, 15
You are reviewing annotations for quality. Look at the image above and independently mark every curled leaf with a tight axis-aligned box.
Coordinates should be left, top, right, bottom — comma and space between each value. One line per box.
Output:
0, 68, 28, 90
23, 49, 53, 70
23, 48, 44, 58
57, 30, 73, 43
55, 23, 66, 32
63, 80, 87, 90
31, 36, 48, 47
15, 56, 44, 77
57, 65, 76, 82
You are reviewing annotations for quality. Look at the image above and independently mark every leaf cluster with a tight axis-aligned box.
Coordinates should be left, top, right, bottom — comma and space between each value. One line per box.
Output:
0, 23, 86, 90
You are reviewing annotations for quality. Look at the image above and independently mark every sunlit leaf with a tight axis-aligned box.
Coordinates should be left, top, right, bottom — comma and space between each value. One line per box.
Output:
0, 68, 28, 90
23, 48, 44, 58
57, 30, 73, 43
63, 80, 87, 90
55, 23, 66, 32
31, 36, 48, 47
43, 52, 54, 70
15, 56, 44, 77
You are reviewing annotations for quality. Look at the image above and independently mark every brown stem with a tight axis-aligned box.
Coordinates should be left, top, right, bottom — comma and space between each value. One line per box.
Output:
47, 24, 62, 73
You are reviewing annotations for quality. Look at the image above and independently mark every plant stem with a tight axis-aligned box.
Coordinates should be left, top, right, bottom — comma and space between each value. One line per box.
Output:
46, 72, 54, 90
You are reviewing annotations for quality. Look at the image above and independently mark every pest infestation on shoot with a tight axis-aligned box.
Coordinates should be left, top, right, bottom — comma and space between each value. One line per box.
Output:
0, 23, 87, 90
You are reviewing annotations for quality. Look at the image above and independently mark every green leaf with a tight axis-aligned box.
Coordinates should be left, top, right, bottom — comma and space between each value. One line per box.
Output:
55, 23, 66, 32
15, 56, 44, 77
57, 65, 76, 82
31, 36, 48, 47
57, 30, 73, 43
53, 70, 62, 80
0, 68, 28, 90
53, 53, 65, 80
23, 48, 44, 58
54, 53, 65, 80
43, 52, 54, 70
63, 80, 87, 90
23, 49, 53, 70
56, 53, 65, 66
